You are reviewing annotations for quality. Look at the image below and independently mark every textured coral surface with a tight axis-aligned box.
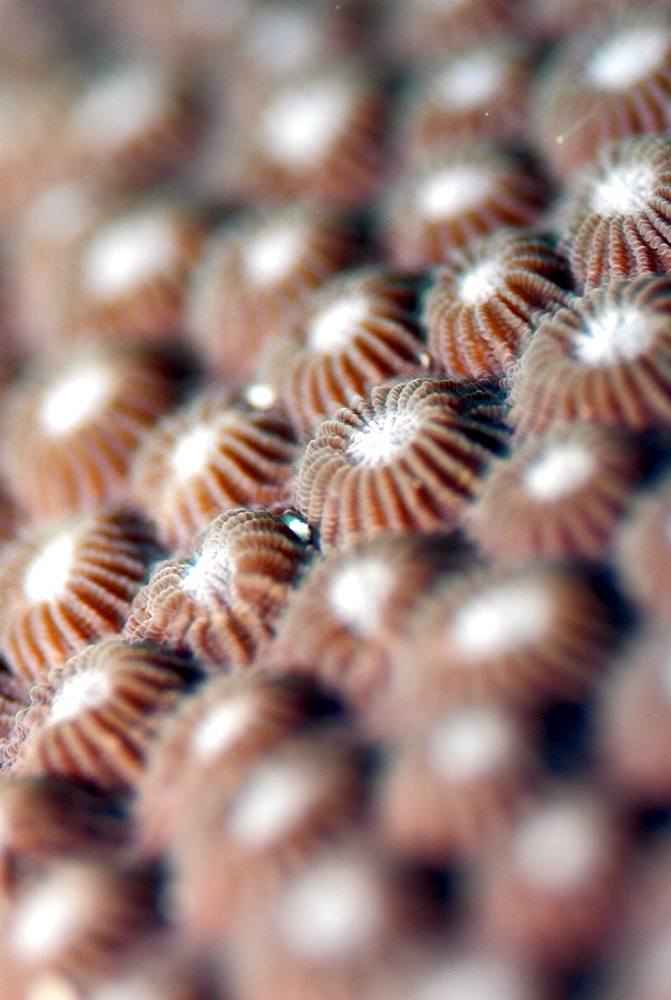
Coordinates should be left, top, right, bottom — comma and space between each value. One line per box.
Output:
2, 2, 671, 998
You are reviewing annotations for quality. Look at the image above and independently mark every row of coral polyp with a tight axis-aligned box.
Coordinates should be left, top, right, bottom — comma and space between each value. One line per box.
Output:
2, 1, 671, 999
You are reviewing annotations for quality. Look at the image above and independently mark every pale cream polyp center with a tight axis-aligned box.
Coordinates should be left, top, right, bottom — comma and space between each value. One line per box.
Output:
347, 410, 417, 467
261, 78, 351, 169
11, 871, 93, 961
573, 305, 651, 364
586, 27, 669, 91
451, 580, 552, 658
83, 213, 176, 299
416, 166, 492, 220
72, 66, 167, 146
180, 544, 232, 604
49, 669, 110, 723
513, 801, 604, 892
244, 8, 321, 77
24, 530, 76, 603
438, 50, 505, 109
590, 162, 658, 217
307, 294, 371, 353
327, 557, 392, 637
191, 696, 256, 762
415, 954, 533, 1000
227, 761, 317, 849
458, 258, 504, 305
40, 364, 111, 435
523, 441, 594, 500
427, 706, 514, 782
170, 424, 217, 482
277, 860, 381, 960
243, 219, 304, 286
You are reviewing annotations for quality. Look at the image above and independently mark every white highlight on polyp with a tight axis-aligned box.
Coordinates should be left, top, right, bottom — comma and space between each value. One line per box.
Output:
83, 213, 175, 299
308, 294, 370, 353
243, 219, 304, 286
590, 162, 657, 217
40, 364, 111, 435
72, 65, 167, 146
191, 695, 257, 762
417, 166, 492, 220
458, 258, 504, 305
438, 49, 506, 109
573, 305, 650, 364
586, 26, 669, 91
227, 760, 316, 848
11, 868, 94, 961
262, 78, 351, 169
180, 544, 231, 604
170, 424, 217, 482
513, 799, 604, 892
523, 441, 594, 500
277, 859, 381, 960
451, 579, 552, 658
347, 411, 417, 467
327, 557, 392, 638
427, 706, 514, 782
24, 530, 76, 603
49, 669, 110, 724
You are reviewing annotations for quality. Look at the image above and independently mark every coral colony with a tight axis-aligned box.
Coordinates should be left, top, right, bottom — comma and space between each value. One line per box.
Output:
5, 0, 671, 996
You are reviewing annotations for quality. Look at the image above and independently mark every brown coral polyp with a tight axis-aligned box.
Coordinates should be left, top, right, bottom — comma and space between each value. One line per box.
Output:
509, 276, 671, 439
134, 669, 320, 859
466, 421, 641, 565
555, 133, 671, 291
381, 142, 545, 270
476, 787, 625, 967
4, 858, 158, 987
124, 507, 312, 669
266, 267, 431, 434
72, 198, 204, 342
8, 638, 200, 794
376, 562, 617, 725
64, 60, 199, 193
375, 701, 537, 863
531, 6, 671, 179
0, 343, 176, 524
0, 508, 162, 684
130, 389, 299, 552
226, 64, 387, 208
295, 376, 508, 552
169, 733, 365, 943
397, 40, 532, 159
422, 228, 572, 381
265, 531, 476, 710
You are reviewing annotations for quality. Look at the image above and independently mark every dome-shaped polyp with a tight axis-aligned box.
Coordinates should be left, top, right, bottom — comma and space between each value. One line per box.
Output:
124, 508, 313, 670
8, 638, 201, 795
0, 508, 162, 684
0, 342, 176, 524
264, 267, 431, 435
265, 531, 476, 711
373, 561, 618, 729
555, 133, 671, 291
130, 388, 299, 553
531, 6, 671, 180
422, 228, 571, 381
295, 376, 509, 552
185, 205, 357, 386
509, 276, 671, 439
466, 422, 641, 565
